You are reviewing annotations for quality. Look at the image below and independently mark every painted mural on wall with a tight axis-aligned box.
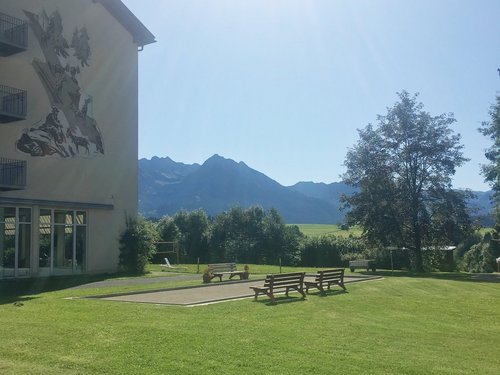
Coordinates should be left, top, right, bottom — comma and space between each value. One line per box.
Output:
16, 10, 104, 158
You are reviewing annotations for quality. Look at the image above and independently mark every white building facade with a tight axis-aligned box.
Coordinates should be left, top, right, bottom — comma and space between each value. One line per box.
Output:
0, 0, 154, 278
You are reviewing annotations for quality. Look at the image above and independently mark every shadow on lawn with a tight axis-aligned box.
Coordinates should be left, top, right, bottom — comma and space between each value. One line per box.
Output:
253, 296, 306, 306
0, 272, 145, 304
1, 295, 40, 306
254, 289, 348, 305
354, 270, 500, 283
306, 289, 349, 298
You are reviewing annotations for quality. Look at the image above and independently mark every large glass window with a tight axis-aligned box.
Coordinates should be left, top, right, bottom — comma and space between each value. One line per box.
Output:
75, 211, 87, 271
39, 210, 51, 268
39, 209, 87, 274
17, 208, 31, 276
0, 207, 31, 278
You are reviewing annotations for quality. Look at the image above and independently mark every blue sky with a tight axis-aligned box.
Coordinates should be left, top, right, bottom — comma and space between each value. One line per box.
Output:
122, 0, 499, 191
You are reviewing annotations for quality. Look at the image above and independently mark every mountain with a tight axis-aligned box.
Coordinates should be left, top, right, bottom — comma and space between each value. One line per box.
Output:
139, 154, 344, 223
139, 154, 494, 225
466, 190, 495, 226
288, 181, 357, 206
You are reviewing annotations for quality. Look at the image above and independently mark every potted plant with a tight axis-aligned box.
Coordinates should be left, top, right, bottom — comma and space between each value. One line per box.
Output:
242, 265, 250, 280
202, 267, 213, 283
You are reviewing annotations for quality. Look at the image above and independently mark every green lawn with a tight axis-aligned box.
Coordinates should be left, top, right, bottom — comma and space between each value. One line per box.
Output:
293, 223, 363, 237
1, 269, 499, 374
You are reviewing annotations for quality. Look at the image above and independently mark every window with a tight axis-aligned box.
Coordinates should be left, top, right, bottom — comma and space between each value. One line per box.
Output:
39, 209, 87, 274
0, 206, 31, 278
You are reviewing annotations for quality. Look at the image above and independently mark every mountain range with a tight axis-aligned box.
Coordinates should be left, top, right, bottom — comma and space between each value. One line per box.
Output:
139, 154, 494, 224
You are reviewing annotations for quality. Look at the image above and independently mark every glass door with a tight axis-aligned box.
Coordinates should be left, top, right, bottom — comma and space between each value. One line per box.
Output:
0, 207, 31, 278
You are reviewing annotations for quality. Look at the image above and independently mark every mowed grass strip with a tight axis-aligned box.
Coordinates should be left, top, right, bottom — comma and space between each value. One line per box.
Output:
293, 223, 363, 237
0, 274, 499, 374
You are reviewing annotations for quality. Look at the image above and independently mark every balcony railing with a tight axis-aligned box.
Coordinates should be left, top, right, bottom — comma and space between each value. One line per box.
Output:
0, 85, 27, 123
0, 158, 27, 191
0, 12, 28, 56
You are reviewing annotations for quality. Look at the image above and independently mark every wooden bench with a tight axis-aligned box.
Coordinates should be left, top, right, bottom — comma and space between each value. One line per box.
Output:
349, 259, 376, 272
208, 263, 245, 282
304, 269, 346, 294
250, 272, 306, 303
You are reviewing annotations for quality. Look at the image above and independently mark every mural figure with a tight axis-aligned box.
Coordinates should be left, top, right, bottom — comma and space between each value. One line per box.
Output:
71, 27, 91, 67
17, 10, 104, 158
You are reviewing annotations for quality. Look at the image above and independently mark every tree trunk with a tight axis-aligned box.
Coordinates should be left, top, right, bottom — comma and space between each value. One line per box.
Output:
414, 247, 423, 272
412, 203, 424, 272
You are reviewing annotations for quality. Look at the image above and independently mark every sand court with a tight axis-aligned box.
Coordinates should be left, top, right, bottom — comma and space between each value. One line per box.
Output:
89, 274, 383, 306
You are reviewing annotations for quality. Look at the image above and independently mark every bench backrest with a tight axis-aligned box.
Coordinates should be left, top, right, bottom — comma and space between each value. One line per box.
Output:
349, 260, 374, 267
316, 269, 344, 283
208, 263, 237, 273
264, 272, 305, 289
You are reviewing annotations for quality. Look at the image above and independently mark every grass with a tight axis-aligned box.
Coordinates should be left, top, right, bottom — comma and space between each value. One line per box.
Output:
293, 223, 363, 237
294, 224, 495, 239
146, 262, 337, 276
1, 268, 499, 374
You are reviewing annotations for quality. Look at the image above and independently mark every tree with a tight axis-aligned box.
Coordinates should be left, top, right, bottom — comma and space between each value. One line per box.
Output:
342, 91, 470, 271
173, 209, 209, 262
119, 216, 158, 274
479, 94, 500, 230
478, 86, 500, 264
206, 206, 303, 264
156, 215, 180, 242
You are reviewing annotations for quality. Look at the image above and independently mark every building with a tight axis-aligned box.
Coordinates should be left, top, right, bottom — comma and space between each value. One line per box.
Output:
0, 0, 155, 278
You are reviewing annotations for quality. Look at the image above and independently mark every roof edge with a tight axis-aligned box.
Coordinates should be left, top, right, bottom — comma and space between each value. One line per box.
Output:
93, 0, 156, 47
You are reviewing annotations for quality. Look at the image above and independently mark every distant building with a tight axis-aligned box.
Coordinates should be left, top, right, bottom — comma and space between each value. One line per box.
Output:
0, 0, 155, 278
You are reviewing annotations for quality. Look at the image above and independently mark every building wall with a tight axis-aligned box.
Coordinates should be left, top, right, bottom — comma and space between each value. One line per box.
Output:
0, 0, 140, 275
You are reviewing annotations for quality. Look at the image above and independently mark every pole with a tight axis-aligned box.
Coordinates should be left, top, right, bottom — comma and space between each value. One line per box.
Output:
390, 250, 394, 274
176, 243, 180, 265
279, 257, 282, 274
197, 257, 200, 274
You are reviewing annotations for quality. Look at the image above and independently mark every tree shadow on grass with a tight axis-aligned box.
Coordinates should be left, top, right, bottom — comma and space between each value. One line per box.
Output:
0, 295, 39, 306
355, 270, 500, 283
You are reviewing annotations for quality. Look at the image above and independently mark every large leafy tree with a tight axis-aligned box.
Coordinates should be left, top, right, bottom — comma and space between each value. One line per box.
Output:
173, 209, 210, 262
342, 91, 471, 271
478, 90, 500, 267
479, 94, 500, 230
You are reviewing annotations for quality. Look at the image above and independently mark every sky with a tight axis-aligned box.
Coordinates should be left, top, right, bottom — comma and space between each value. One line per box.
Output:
122, 0, 500, 191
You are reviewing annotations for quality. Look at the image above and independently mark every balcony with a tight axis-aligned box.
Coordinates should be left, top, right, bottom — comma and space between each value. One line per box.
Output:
0, 12, 28, 56
0, 158, 27, 191
0, 85, 27, 123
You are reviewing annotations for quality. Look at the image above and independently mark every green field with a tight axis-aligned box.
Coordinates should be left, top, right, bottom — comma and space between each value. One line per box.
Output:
293, 223, 362, 237
1, 267, 499, 374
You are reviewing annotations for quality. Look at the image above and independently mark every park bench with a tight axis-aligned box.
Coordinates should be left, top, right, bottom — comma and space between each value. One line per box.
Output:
349, 259, 376, 272
249, 272, 306, 303
208, 263, 245, 282
304, 268, 346, 294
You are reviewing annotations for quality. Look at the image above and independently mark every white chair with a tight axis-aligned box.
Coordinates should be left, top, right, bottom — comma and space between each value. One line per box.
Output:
160, 257, 187, 271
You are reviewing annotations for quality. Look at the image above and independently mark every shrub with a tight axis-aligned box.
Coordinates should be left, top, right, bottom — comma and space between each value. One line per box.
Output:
119, 215, 158, 274
462, 236, 495, 273
301, 235, 367, 267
